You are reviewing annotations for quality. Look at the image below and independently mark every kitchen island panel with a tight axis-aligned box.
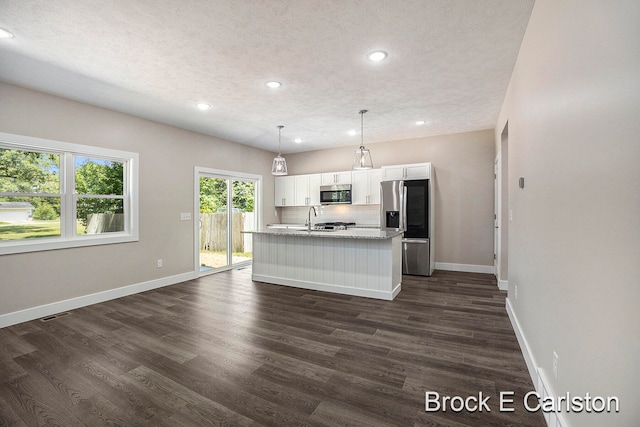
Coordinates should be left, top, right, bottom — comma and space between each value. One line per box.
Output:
250, 232, 402, 300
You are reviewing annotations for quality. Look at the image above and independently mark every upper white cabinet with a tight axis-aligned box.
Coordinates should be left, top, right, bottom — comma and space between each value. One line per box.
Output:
277, 164, 431, 207
321, 171, 352, 185
294, 174, 321, 206
352, 169, 382, 205
381, 162, 431, 181
274, 176, 295, 207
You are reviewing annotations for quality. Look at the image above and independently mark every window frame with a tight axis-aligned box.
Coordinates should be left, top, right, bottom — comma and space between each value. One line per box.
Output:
0, 132, 139, 255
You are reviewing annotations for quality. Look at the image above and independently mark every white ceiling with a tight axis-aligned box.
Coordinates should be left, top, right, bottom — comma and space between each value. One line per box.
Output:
0, 0, 534, 154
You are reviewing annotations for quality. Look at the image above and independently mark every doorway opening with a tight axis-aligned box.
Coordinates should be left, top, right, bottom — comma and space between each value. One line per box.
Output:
195, 168, 260, 275
494, 122, 509, 289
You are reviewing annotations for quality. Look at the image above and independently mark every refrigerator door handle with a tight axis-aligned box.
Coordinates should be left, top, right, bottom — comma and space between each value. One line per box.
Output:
402, 185, 408, 231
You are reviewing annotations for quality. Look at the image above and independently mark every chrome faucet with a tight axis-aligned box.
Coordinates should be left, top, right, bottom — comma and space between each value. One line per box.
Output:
307, 206, 317, 231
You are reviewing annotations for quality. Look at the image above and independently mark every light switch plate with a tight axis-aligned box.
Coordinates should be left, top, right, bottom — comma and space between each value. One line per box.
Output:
180, 212, 191, 221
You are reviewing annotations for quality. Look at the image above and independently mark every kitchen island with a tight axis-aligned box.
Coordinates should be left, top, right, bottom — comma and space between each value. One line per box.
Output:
245, 228, 403, 300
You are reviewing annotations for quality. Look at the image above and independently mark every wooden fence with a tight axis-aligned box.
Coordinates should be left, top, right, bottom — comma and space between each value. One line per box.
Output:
199, 212, 253, 253
86, 213, 124, 234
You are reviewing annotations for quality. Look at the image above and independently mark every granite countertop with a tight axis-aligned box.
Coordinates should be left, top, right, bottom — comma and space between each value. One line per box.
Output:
265, 223, 307, 229
244, 228, 403, 240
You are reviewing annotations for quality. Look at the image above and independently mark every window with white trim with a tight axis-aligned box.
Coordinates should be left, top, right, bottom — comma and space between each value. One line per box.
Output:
0, 132, 138, 255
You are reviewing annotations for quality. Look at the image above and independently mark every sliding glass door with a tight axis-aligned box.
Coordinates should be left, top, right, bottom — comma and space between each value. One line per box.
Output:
196, 168, 259, 275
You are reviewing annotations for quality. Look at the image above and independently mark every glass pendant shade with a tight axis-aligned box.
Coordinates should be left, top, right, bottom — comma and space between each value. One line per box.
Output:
272, 155, 288, 175
352, 109, 373, 170
352, 146, 373, 170
271, 125, 288, 176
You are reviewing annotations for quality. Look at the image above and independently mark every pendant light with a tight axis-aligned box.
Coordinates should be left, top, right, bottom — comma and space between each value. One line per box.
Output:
271, 125, 288, 175
352, 109, 373, 170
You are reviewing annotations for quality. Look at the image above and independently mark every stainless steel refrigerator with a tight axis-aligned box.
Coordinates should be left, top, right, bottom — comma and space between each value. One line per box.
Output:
380, 179, 434, 276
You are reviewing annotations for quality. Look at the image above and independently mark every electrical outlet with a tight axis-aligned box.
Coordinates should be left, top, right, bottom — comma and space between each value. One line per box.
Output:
157, 259, 163, 268
553, 351, 559, 379
514, 285, 518, 300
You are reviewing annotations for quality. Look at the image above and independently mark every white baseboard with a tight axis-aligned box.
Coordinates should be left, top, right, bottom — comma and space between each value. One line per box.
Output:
498, 278, 508, 291
505, 297, 538, 384
536, 369, 571, 427
505, 298, 572, 427
435, 262, 495, 274
252, 274, 400, 301
0, 271, 198, 329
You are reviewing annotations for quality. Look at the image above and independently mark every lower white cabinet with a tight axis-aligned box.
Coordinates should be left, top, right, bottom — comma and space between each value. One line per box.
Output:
352, 169, 382, 205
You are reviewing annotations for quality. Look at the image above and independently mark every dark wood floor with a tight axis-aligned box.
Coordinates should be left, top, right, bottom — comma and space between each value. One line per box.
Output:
0, 268, 544, 426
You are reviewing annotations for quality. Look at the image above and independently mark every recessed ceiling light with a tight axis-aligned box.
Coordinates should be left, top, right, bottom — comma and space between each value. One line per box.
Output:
348, 130, 357, 136
416, 120, 426, 125
294, 138, 302, 143
0, 28, 14, 39
265, 81, 282, 89
367, 51, 387, 62
196, 103, 211, 110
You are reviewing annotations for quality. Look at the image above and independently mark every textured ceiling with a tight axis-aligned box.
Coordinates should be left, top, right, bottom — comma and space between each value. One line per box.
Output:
0, 0, 534, 154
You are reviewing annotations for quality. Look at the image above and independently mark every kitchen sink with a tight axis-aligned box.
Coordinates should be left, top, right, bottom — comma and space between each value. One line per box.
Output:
291, 228, 337, 233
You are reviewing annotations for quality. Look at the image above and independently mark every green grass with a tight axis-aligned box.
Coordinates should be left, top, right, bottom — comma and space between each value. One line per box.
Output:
0, 221, 87, 240
0, 221, 61, 240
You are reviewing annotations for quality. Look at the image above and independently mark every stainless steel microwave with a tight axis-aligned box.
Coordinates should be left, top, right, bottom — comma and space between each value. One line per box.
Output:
320, 184, 352, 205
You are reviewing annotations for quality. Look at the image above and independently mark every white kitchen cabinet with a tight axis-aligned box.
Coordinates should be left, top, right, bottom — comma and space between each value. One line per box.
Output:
352, 169, 382, 205
321, 171, 352, 185
294, 173, 321, 206
274, 176, 295, 207
380, 165, 405, 181
381, 162, 431, 181
368, 169, 382, 204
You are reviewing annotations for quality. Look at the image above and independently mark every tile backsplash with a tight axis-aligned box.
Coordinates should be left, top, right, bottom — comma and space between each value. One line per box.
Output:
278, 205, 380, 226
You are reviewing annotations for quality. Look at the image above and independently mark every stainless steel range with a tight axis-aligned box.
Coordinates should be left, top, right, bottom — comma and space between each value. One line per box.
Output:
313, 222, 356, 230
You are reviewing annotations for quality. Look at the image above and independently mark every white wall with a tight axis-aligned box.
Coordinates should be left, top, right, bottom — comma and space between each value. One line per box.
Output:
0, 83, 277, 320
286, 129, 496, 268
496, 1, 640, 425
